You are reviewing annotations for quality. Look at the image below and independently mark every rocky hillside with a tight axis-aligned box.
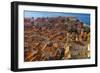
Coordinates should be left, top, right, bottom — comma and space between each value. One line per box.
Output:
24, 16, 90, 62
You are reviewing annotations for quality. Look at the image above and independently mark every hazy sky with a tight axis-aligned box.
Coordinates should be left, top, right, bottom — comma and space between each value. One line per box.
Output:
24, 11, 90, 25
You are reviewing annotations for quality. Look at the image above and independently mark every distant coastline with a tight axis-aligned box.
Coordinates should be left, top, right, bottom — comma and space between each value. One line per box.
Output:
24, 11, 90, 25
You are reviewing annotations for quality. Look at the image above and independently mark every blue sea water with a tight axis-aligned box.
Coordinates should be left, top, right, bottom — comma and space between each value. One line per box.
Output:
24, 11, 90, 25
